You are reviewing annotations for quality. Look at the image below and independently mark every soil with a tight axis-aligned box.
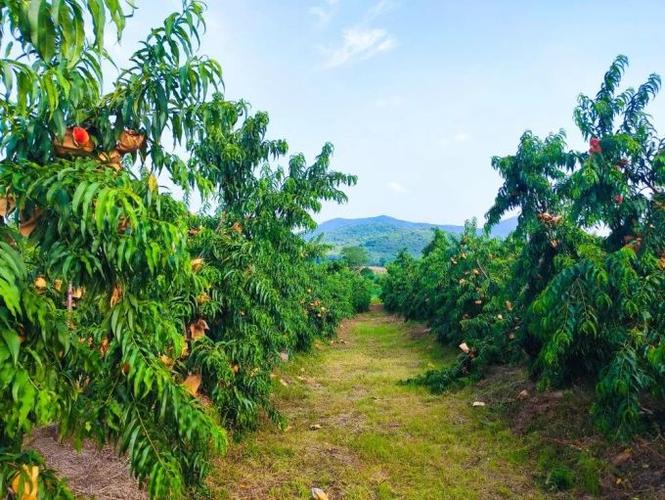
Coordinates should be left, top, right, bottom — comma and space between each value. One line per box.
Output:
27, 427, 145, 499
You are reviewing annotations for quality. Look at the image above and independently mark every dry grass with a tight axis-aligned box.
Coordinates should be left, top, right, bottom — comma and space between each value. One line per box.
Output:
29, 426, 145, 499
209, 309, 547, 499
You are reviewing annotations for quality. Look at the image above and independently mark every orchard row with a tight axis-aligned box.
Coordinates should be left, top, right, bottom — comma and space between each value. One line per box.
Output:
0, 1, 370, 498
382, 56, 664, 440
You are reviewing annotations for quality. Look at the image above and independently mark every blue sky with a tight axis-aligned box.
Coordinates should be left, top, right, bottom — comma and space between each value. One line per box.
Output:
109, 1, 665, 224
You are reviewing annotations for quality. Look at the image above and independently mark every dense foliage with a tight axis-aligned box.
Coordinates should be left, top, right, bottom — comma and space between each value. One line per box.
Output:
0, 1, 369, 497
382, 57, 665, 440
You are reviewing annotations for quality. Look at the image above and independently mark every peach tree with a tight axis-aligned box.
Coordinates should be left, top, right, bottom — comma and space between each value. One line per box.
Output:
382, 57, 664, 439
0, 0, 362, 497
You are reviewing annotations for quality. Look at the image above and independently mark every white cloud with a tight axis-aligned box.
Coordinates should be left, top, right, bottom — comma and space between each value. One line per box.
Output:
453, 132, 470, 143
365, 0, 398, 21
388, 181, 408, 193
309, 0, 339, 27
323, 27, 396, 68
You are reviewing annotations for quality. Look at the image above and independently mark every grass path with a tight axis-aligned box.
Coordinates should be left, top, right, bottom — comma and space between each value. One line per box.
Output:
210, 307, 545, 499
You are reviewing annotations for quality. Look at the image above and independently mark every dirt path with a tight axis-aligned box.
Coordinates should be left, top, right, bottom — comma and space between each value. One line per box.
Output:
210, 308, 544, 499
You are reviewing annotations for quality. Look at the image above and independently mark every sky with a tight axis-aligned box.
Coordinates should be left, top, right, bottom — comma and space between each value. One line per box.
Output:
107, 0, 665, 225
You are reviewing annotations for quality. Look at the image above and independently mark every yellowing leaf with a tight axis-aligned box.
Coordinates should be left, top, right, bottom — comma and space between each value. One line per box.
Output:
33, 276, 47, 292
191, 258, 204, 272
147, 174, 158, 193
99, 337, 109, 357
110, 284, 123, 307
11, 465, 39, 500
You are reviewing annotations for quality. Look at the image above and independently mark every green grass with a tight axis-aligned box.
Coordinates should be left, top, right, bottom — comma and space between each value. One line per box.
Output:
209, 309, 547, 499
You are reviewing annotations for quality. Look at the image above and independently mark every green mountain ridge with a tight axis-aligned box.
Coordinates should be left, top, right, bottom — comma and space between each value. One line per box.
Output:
309, 215, 518, 265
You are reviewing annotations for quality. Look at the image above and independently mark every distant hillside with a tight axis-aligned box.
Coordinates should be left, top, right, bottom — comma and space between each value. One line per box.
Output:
308, 215, 518, 265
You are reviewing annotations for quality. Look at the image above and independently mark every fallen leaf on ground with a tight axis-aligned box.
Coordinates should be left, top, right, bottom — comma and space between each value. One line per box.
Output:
311, 487, 329, 500
612, 449, 632, 466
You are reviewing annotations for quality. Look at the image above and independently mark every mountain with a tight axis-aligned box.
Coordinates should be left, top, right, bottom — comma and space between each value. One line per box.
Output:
308, 215, 518, 265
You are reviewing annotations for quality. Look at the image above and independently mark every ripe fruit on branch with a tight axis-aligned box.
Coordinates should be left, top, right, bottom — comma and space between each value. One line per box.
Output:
53, 127, 94, 156
589, 137, 602, 154
72, 126, 89, 145
191, 258, 204, 272
613, 194, 624, 204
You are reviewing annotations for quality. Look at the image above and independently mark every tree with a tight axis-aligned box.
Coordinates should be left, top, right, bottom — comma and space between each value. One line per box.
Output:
340, 246, 370, 267
0, 1, 361, 497
383, 56, 665, 440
